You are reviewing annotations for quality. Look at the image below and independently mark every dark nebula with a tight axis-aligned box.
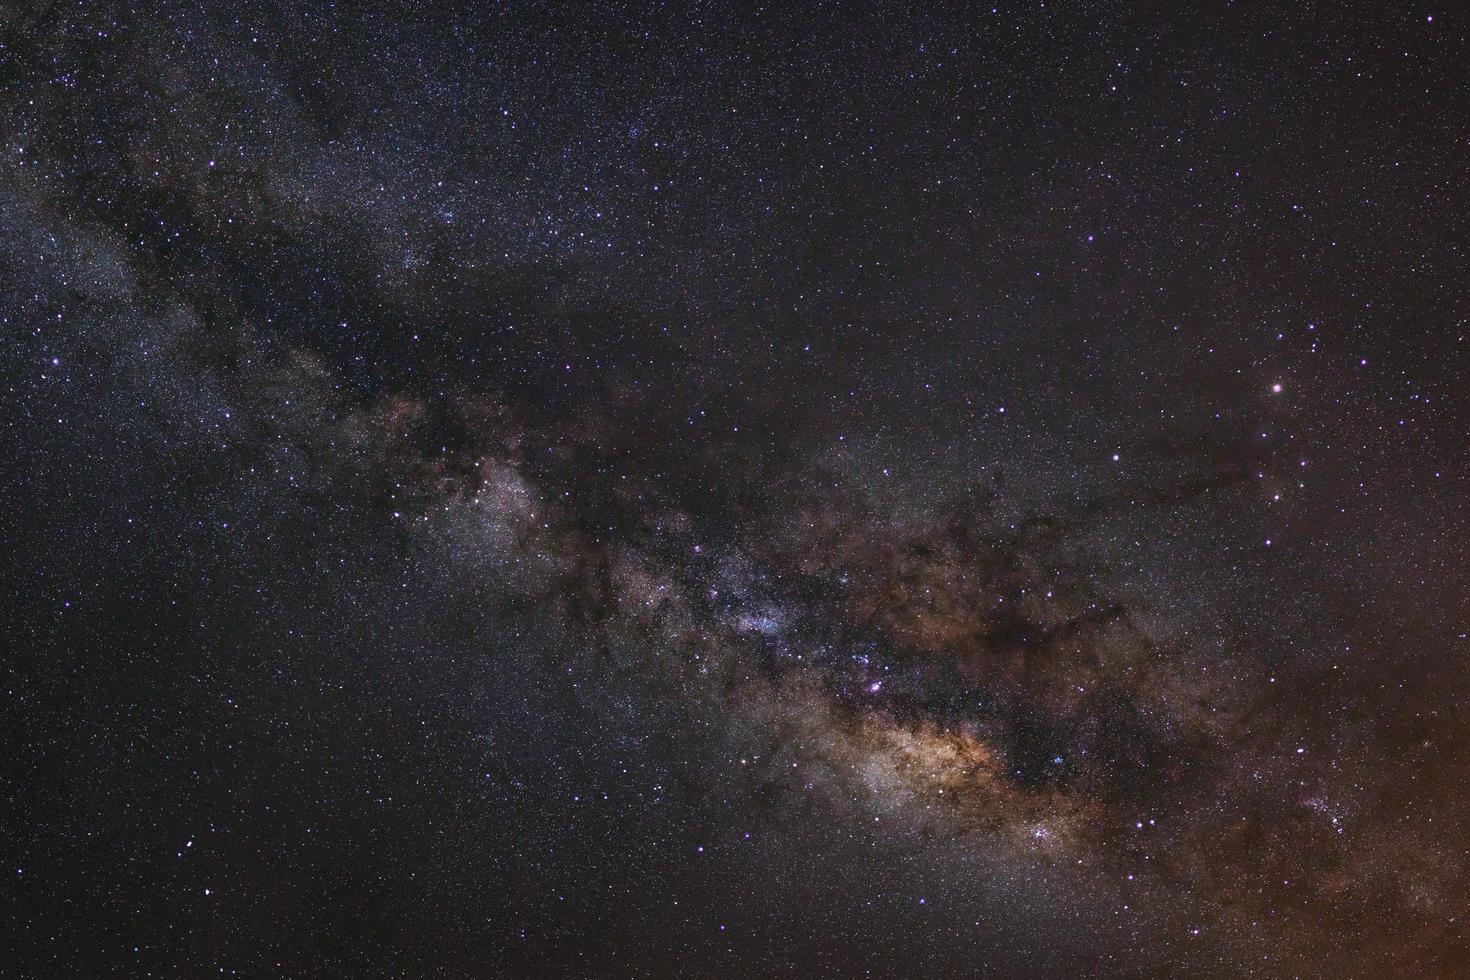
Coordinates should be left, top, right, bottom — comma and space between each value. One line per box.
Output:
4, 3, 1469, 977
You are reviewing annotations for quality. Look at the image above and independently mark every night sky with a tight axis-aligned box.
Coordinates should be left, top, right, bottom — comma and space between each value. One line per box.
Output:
4, 2, 1469, 977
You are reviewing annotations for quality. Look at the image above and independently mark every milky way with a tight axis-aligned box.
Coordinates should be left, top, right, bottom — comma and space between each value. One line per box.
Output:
5, 3, 1469, 978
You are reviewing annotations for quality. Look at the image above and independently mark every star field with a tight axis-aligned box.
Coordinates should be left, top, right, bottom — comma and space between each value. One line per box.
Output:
3, 3, 1469, 977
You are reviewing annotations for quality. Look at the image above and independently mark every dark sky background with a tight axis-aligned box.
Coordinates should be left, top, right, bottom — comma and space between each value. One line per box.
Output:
3, 2, 1468, 977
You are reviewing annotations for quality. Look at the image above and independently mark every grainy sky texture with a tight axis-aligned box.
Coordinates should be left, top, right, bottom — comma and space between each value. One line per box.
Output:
4, 3, 1469, 977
